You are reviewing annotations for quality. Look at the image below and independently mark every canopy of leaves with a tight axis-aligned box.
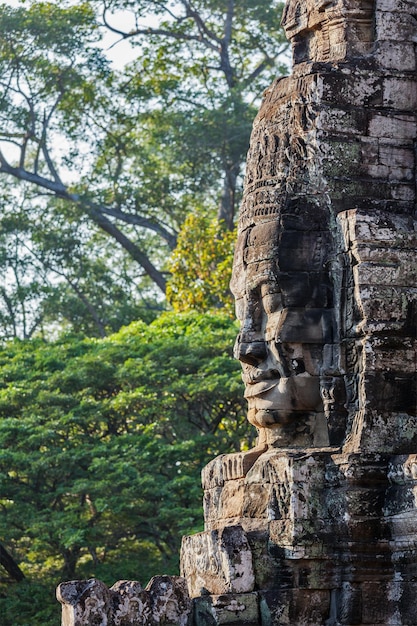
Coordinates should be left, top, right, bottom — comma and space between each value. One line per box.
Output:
0, 311, 249, 624
167, 214, 236, 315
0, 191, 163, 339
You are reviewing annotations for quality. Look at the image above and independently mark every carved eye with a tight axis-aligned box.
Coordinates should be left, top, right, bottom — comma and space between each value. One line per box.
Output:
261, 284, 283, 315
291, 359, 306, 375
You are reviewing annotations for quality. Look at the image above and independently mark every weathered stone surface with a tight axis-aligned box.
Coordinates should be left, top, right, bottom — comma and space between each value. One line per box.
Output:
190, 2, 417, 623
193, 593, 259, 626
57, 579, 112, 626
57, 576, 192, 626
181, 526, 255, 598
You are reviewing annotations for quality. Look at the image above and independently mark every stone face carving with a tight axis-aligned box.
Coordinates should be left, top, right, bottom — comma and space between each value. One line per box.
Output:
230, 0, 417, 459
180, 0, 417, 623
230, 73, 342, 453
230, 142, 338, 450
282, 0, 376, 63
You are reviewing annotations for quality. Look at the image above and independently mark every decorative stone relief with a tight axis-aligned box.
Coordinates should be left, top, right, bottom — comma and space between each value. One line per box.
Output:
181, 0, 417, 623
57, 576, 192, 626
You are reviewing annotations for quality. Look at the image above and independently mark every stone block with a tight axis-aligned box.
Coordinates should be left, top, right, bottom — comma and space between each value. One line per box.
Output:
390, 183, 415, 202
328, 487, 384, 521
259, 588, 331, 625
338, 208, 417, 247
395, 582, 417, 625
203, 486, 223, 526
368, 113, 417, 140
354, 259, 417, 286
351, 244, 416, 268
245, 530, 282, 591
57, 577, 192, 626
382, 77, 417, 111
377, 0, 417, 11
321, 72, 383, 108
317, 108, 367, 136
57, 579, 111, 626
144, 576, 192, 626
247, 451, 328, 521
363, 338, 417, 373
321, 140, 362, 178
352, 411, 417, 454
385, 492, 417, 522
110, 581, 150, 626
375, 41, 416, 71
361, 581, 400, 624
193, 593, 259, 626
388, 454, 417, 484
378, 144, 415, 169
269, 519, 328, 558
181, 526, 255, 598
217, 478, 247, 519
241, 482, 274, 519
353, 284, 417, 332
375, 9, 417, 43
202, 455, 225, 489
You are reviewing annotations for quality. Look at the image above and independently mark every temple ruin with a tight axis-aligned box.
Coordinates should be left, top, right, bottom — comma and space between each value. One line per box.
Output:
57, 1, 417, 624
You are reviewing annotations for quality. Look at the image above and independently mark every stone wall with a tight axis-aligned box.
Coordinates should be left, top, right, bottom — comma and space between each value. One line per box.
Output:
58, 1, 417, 624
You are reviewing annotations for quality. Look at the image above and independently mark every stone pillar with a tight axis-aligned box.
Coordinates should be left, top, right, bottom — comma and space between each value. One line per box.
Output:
181, 1, 417, 624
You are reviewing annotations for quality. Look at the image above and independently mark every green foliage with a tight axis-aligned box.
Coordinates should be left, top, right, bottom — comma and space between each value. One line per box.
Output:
0, 581, 59, 626
0, 193, 162, 339
167, 215, 236, 315
0, 311, 249, 624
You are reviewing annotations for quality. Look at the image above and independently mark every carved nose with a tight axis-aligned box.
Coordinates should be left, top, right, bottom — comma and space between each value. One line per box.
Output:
235, 340, 268, 366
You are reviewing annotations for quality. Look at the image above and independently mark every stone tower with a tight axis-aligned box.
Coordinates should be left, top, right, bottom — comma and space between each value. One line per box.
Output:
181, 0, 417, 624
58, 1, 417, 624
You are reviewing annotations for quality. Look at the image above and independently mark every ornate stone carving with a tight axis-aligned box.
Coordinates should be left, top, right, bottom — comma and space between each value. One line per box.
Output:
57, 576, 192, 626
230, 0, 417, 463
181, 0, 417, 623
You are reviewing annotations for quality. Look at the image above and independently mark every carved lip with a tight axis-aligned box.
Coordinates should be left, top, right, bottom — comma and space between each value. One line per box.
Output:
244, 380, 279, 399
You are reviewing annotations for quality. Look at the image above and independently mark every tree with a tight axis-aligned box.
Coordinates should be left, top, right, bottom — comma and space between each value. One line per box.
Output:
167, 214, 236, 314
0, 189, 163, 339
0, 0, 288, 301
0, 311, 249, 624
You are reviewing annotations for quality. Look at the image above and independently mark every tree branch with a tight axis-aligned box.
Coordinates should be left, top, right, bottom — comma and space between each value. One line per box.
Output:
178, 0, 221, 45
0, 543, 25, 582
102, 2, 219, 53
98, 206, 177, 249
0, 153, 168, 293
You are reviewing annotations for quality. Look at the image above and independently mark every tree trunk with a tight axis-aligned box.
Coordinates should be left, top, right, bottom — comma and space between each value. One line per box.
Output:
0, 543, 25, 582
217, 164, 239, 230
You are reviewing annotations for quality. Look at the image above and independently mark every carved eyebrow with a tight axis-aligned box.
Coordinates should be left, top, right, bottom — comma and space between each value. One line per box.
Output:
246, 277, 281, 294
260, 282, 282, 295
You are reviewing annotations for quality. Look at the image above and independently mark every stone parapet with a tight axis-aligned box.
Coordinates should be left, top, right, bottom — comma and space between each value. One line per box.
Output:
56, 576, 192, 626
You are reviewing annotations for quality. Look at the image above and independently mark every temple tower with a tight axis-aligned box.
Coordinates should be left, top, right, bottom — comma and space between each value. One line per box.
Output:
181, 1, 417, 624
